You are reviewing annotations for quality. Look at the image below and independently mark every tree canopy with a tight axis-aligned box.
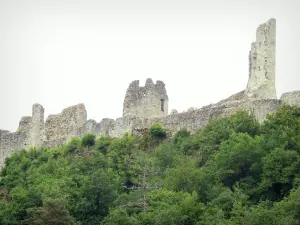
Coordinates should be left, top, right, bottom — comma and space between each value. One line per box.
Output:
1, 105, 300, 224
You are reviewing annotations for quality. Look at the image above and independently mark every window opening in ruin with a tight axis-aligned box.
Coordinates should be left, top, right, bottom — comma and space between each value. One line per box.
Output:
160, 99, 164, 112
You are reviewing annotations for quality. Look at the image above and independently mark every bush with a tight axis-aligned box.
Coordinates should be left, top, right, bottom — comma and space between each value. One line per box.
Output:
95, 136, 114, 154
173, 128, 190, 145
64, 137, 81, 154
81, 133, 96, 148
149, 123, 167, 139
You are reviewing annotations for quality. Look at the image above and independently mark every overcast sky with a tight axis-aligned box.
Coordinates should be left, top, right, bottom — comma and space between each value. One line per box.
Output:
1, 0, 299, 131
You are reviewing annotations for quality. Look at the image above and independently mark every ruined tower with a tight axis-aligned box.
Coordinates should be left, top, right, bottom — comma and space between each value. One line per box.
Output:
30, 104, 45, 147
123, 78, 169, 118
245, 18, 276, 99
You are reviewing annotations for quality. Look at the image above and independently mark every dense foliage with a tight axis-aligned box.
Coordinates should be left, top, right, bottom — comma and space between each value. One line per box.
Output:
1, 105, 300, 224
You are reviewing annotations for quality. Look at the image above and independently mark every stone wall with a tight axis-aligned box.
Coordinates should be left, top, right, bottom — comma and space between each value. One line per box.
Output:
44, 103, 87, 141
17, 116, 32, 145
1, 18, 299, 170
0, 103, 88, 168
245, 18, 276, 99
0, 131, 26, 169
0, 93, 296, 169
123, 78, 169, 118
95, 118, 116, 136
280, 91, 300, 107
101, 98, 282, 138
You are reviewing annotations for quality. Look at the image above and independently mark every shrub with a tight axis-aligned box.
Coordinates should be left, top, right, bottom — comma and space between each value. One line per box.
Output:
64, 137, 80, 154
149, 123, 167, 139
81, 133, 96, 148
95, 136, 114, 154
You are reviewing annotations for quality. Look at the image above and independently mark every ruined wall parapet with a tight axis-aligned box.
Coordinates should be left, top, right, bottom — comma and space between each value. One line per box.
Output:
45, 103, 87, 141
43, 137, 67, 149
18, 116, 32, 133
95, 118, 116, 136
280, 91, 300, 107
123, 78, 169, 118
0, 132, 27, 168
0, 130, 10, 136
1, 18, 300, 170
170, 109, 178, 114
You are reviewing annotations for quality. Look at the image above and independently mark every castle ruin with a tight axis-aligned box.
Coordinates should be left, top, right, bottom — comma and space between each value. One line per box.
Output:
1, 18, 300, 168
245, 18, 276, 99
123, 78, 169, 118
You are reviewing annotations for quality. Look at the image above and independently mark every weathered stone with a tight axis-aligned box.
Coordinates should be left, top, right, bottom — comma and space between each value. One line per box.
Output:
0, 18, 299, 170
83, 119, 97, 134
95, 118, 116, 136
188, 107, 196, 112
170, 109, 178, 114
44, 103, 87, 141
30, 103, 45, 147
123, 78, 169, 118
280, 91, 300, 107
245, 18, 276, 99
0, 132, 27, 169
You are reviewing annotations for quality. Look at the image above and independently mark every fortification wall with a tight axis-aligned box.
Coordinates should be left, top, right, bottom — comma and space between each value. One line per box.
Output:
0, 132, 26, 168
44, 103, 87, 141
0, 96, 294, 169
280, 91, 300, 107
17, 116, 32, 145
0, 103, 89, 168
1, 18, 299, 170
245, 18, 276, 99
103, 98, 282, 138
95, 118, 116, 136
123, 78, 169, 118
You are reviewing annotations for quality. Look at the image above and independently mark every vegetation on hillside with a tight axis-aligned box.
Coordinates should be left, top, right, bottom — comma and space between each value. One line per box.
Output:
0, 105, 300, 224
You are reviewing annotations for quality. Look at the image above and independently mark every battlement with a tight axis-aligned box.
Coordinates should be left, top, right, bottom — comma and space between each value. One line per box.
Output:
1, 18, 300, 170
123, 78, 169, 118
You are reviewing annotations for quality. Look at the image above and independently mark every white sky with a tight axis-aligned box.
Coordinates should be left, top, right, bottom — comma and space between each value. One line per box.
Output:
1, 0, 299, 132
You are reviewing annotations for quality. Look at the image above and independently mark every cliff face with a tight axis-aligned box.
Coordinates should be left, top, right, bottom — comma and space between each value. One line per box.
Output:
1, 18, 299, 169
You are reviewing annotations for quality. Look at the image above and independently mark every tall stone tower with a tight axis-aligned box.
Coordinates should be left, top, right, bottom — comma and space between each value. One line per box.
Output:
245, 18, 276, 99
123, 78, 169, 118
30, 104, 45, 147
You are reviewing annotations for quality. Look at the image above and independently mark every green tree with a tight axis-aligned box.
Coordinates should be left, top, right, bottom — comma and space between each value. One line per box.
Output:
149, 123, 167, 139
81, 133, 96, 148
25, 198, 74, 225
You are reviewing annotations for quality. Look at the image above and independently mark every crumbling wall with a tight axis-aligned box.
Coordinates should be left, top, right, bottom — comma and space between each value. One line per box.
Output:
0, 130, 9, 136
17, 116, 32, 144
1, 18, 299, 171
0, 132, 26, 168
95, 118, 116, 136
245, 18, 276, 99
123, 78, 169, 118
110, 116, 145, 137
280, 91, 300, 107
157, 99, 281, 135
44, 103, 87, 141
82, 119, 97, 134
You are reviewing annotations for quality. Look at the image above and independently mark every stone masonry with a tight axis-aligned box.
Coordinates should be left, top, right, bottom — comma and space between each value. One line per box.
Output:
0, 18, 300, 169
245, 18, 276, 99
123, 78, 169, 118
